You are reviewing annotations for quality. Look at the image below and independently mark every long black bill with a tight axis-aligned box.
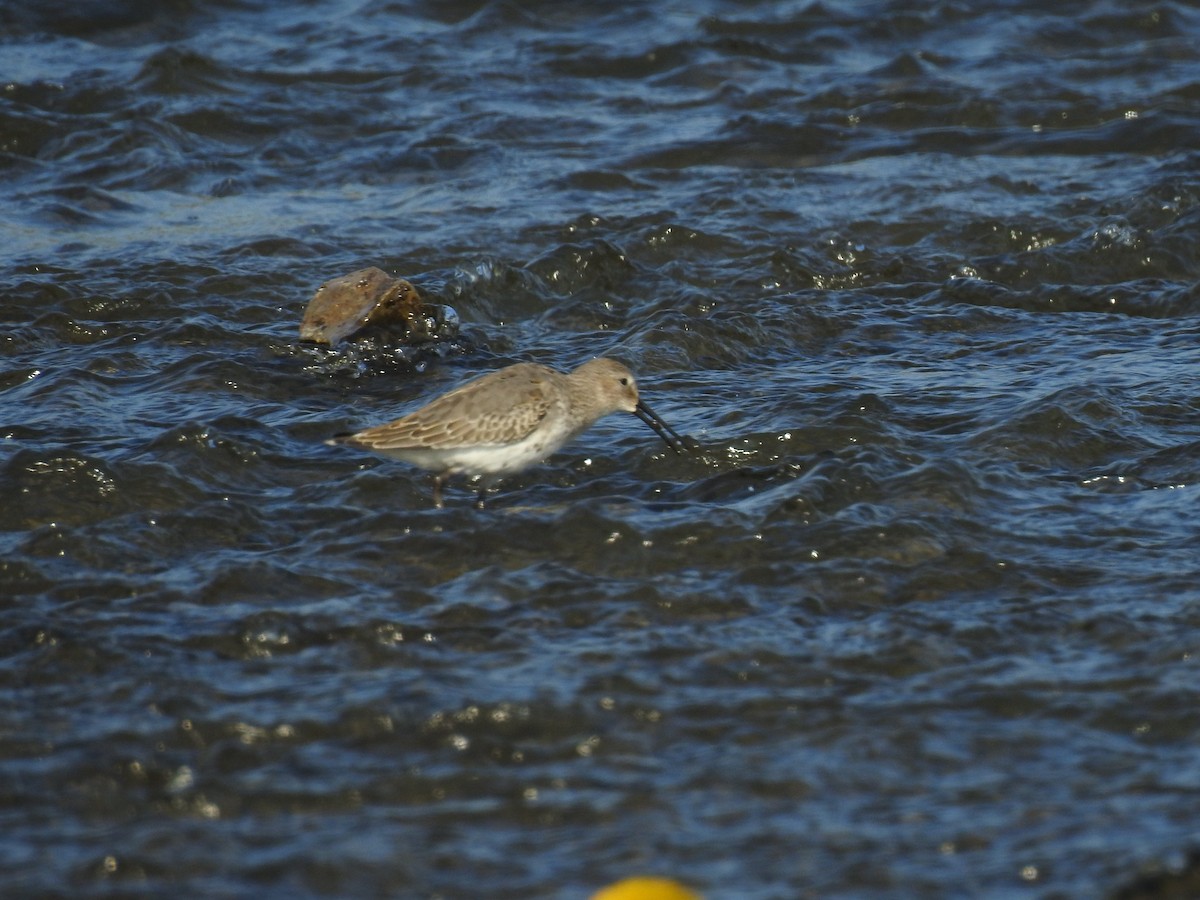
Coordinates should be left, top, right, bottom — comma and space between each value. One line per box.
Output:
634, 399, 687, 453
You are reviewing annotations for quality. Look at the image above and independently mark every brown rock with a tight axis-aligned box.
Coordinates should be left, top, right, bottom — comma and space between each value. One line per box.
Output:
300, 267, 448, 346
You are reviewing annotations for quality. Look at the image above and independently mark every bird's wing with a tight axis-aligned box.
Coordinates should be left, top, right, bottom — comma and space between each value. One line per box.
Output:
347, 364, 560, 450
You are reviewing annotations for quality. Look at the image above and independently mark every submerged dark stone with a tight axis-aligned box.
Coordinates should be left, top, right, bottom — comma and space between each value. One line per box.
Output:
1110, 850, 1200, 900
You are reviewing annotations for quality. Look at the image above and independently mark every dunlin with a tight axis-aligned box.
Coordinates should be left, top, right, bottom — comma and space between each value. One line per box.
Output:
327, 358, 685, 508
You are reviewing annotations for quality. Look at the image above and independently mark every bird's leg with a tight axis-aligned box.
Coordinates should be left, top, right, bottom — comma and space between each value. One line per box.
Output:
474, 475, 500, 510
432, 474, 446, 509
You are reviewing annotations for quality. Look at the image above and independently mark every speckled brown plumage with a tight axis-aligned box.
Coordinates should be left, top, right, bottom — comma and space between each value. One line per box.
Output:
347, 363, 562, 451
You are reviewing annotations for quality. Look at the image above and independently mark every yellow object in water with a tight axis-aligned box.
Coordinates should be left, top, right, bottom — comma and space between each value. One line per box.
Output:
590, 876, 702, 900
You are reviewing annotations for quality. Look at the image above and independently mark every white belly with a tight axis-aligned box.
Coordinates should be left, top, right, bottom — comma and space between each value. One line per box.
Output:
377, 421, 580, 477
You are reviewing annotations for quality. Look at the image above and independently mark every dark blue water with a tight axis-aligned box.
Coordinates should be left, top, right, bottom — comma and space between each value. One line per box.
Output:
4, 1, 1200, 897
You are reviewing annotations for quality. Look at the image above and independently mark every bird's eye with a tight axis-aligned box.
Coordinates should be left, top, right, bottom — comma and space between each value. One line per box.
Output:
620, 377, 630, 386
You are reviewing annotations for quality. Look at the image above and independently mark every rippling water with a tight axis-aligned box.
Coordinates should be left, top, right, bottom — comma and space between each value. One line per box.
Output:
4, 1, 1200, 897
